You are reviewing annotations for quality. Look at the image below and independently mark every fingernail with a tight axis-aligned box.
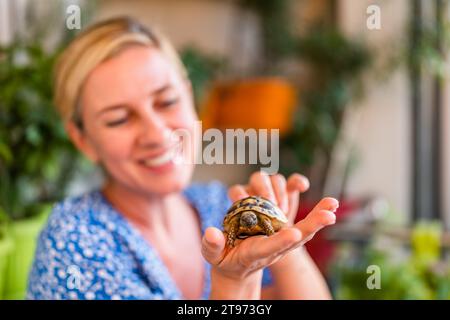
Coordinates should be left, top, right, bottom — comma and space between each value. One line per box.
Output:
330, 198, 339, 211
204, 236, 216, 247
326, 212, 336, 224
300, 176, 310, 189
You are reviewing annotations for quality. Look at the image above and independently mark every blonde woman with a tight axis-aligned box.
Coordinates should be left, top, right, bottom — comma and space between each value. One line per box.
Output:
27, 17, 339, 300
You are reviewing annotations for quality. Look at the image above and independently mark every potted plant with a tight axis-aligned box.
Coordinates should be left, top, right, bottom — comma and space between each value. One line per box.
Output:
0, 42, 83, 299
200, 77, 297, 135
233, 0, 374, 271
180, 46, 227, 108
231, 0, 373, 200
331, 221, 450, 300
0, 209, 12, 299
280, 27, 372, 201
0, 0, 98, 299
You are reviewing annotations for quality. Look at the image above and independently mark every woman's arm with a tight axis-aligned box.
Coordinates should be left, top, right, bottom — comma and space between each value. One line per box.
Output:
262, 247, 332, 300
209, 268, 263, 300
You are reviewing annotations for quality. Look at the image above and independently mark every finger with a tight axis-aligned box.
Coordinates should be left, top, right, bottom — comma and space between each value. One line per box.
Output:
201, 227, 226, 265
287, 173, 310, 194
249, 171, 277, 204
228, 184, 250, 203
295, 197, 339, 242
294, 210, 336, 246
247, 228, 303, 262
270, 174, 289, 213
286, 174, 309, 221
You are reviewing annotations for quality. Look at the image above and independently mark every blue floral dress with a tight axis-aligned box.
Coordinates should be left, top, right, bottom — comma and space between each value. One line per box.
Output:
27, 181, 272, 300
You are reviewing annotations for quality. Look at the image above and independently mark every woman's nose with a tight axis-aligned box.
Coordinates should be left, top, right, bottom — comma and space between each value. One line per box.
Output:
136, 110, 172, 148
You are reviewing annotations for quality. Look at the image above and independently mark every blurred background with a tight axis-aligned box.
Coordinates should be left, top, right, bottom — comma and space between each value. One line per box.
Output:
0, 0, 449, 299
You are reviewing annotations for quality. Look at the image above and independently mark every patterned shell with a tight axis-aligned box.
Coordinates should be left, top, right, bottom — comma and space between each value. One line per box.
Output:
224, 196, 288, 224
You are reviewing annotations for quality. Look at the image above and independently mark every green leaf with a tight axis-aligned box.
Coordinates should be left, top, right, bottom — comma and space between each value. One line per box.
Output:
25, 124, 42, 146
0, 142, 13, 165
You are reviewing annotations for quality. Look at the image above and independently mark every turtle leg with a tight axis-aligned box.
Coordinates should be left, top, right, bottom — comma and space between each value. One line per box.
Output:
260, 215, 275, 236
226, 216, 240, 247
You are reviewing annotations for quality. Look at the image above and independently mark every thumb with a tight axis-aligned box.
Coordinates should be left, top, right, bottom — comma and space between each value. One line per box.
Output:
201, 227, 226, 265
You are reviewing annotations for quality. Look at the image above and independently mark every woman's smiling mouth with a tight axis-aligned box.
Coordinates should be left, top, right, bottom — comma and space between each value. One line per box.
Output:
138, 143, 183, 172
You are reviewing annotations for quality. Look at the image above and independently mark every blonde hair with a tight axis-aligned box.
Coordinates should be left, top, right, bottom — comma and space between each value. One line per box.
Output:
53, 16, 187, 125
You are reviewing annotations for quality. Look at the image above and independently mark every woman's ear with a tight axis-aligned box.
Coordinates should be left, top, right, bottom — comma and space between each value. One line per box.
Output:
65, 121, 100, 164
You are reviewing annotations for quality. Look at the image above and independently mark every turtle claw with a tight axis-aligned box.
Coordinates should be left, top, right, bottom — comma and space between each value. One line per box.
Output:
261, 216, 275, 236
227, 233, 236, 248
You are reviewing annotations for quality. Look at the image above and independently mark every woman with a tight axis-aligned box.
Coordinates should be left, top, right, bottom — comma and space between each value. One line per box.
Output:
27, 17, 339, 300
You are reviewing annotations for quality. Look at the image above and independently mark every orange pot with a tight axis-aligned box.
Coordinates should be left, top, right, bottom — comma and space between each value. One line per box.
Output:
200, 77, 297, 136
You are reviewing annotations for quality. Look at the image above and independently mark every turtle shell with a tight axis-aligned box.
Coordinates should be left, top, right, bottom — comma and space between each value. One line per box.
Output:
223, 196, 288, 226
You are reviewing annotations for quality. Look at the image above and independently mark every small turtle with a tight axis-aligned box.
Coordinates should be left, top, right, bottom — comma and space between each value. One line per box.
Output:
223, 196, 288, 247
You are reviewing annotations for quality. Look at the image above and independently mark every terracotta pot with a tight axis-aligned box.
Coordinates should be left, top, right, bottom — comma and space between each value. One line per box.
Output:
200, 77, 297, 136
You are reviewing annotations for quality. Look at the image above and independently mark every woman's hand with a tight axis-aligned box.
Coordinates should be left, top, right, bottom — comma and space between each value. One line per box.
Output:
202, 171, 338, 298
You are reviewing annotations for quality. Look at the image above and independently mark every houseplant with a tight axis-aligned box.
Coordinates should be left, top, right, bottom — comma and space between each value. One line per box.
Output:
0, 209, 12, 298
331, 221, 450, 300
236, 0, 373, 200
281, 27, 372, 201
0, 41, 83, 299
180, 46, 226, 108
0, 0, 98, 299
236, 0, 373, 272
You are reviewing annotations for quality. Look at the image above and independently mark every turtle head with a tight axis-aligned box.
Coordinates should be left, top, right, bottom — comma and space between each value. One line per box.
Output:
240, 211, 258, 228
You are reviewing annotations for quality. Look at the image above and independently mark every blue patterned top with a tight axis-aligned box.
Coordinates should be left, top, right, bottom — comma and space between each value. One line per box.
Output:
27, 181, 272, 300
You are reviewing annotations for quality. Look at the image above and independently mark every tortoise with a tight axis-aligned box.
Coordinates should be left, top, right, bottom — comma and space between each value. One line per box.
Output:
223, 196, 288, 247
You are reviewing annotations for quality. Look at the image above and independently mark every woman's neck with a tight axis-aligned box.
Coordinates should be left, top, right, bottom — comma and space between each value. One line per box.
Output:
101, 180, 178, 233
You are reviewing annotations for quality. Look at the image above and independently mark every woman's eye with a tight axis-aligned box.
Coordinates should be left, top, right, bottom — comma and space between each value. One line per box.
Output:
158, 97, 179, 109
105, 117, 128, 127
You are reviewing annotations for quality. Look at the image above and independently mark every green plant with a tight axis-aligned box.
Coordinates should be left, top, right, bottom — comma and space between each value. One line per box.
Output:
0, 205, 7, 239
281, 27, 372, 200
0, 42, 82, 221
408, 1, 450, 80
237, 1, 373, 200
238, 0, 296, 69
180, 46, 227, 108
332, 222, 450, 300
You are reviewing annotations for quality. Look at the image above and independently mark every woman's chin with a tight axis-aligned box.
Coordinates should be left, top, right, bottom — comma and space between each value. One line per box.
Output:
105, 161, 194, 196
140, 167, 193, 195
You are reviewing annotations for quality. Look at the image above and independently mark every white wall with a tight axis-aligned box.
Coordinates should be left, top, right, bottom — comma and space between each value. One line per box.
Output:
337, 0, 411, 223
95, 0, 264, 75
0, 0, 28, 45
0, 0, 12, 44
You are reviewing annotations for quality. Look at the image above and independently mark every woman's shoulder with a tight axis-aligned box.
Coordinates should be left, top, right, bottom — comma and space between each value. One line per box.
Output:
36, 190, 117, 262
44, 190, 108, 235
27, 191, 126, 299
49, 189, 98, 215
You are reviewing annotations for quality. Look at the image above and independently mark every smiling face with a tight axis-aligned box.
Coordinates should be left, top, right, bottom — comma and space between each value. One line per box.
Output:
69, 45, 197, 196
